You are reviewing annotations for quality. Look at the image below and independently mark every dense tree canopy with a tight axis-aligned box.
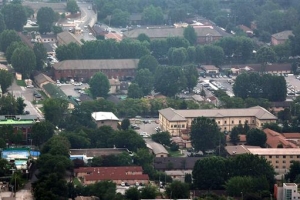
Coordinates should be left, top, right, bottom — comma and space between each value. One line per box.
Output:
0, 70, 13, 92
1, 4, 26, 31
33, 42, 47, 70
135, 69, 154, 95
0, 30, 21, 52
89, 72, 110, 98
11, 46, 36, 78
43, 98, 69, 126
66, 0, 79, 14
183, 25, 197, 45
37, 7, 55, 34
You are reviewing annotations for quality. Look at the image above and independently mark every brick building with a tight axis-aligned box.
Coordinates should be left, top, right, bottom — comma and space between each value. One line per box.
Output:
52, 59, 139, 82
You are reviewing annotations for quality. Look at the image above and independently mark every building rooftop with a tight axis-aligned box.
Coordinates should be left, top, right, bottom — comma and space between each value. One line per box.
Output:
0, 115, 38, 125
159, 106, 277, 122
75, 166, 143, 173
272, 30, 293, 40
91, 112, 119, 121
154, 157, 201, 170
146, 141, 169, 155
232, 63, 292, 73
282, 133, 300, 139
202, 65, 219, 70
247, 148, 300, 155
70, 148, 128, 157
57, 31, 83, 46
53, 59, 139, 70
225, 145, 257, 155
264, 128, 297, 148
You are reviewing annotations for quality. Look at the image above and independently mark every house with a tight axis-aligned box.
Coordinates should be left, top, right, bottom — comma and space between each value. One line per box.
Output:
159, 106, 277, 137
34, 73, 55, 88
92, 24, 108, 37
123, 26, 223, 45
225, 145, 259, 156
52, 59, 139, 82
57, 31, 83, 46
91, 112, 119, 130
271, 30, 293, 46
36, 34, 56, 43
269, 101, 292, 113
264, 128, 297, 148
282, 133, 300, 146
70, 148, 130, 163
109, 79, 120, 94
201, 65, 219, 74
238, 25, 253, 37
146, 141, 169, 157
74, 166, 149, 185
171, 137, 192, 148
105, 32, 123, 42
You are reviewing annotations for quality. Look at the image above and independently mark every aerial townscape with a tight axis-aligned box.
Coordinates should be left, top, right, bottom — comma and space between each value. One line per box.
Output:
2, 0, 300, 200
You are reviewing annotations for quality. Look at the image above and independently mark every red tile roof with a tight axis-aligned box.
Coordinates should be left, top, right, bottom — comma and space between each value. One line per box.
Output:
75, 166, 143, 173
84, 174, 149, 181
282, 133, 300, 139
226, 134, 246, 142
264, 128, 297, 148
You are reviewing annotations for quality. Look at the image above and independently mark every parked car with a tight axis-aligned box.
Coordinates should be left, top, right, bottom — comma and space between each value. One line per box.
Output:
26, 85, 34, 88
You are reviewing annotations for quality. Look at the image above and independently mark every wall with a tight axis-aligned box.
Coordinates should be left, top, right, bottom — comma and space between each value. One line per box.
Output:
95, 120, 119, 130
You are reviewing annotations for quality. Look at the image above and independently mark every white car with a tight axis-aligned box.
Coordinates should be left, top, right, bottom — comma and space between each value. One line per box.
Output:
74, 82, 82, 86
26, 85, 34, 88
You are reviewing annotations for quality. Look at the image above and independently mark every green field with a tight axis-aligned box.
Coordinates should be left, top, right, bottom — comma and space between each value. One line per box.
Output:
16, 80, 26, 87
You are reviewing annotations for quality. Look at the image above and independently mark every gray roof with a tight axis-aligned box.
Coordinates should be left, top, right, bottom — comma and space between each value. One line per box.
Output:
57, 31, 83, 46
53, 59, 139, 70
154, 157, 201, 170
159, 106, 277, 121
123, 27, 222, 39
43, 43, 55, 53
272, 30, 293, 40
70, 148, 128, 157
146, 141, 168, 155
34, 73, 55, 85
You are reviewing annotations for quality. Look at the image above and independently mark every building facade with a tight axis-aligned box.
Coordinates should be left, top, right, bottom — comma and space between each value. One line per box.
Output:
159, 106, 277, 137
271, 30, 293, 46
53, 59, 139, 82
91, 112, 119, 130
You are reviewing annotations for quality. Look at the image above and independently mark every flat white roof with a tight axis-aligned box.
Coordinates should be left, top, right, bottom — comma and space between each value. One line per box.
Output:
91, 112, 119, 121
248, 148, 300, 155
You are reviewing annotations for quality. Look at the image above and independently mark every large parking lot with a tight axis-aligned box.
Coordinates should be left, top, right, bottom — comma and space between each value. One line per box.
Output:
59, 83, 89, 97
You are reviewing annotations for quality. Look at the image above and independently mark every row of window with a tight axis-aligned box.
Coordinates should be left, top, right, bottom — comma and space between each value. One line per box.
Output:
218, 119, 252, 125
170, 124, 185, 128
268, 155, 300, 158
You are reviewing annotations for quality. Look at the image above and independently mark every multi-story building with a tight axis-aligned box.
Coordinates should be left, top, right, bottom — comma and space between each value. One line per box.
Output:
91, 112, 119, 130
52, 59, 139, 82
275, 183, 300, 200
158, 106, 277, 137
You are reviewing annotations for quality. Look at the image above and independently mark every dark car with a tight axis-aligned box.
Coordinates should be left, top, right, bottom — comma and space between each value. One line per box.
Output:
24, 111, 30, 115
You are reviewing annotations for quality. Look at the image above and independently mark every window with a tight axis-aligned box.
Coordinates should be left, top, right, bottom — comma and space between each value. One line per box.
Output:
224, 121, 227, 124
261, 123, 264, 126
276, 156, 279, 158
297, 155, 300, 158
174, 125, 177, 128
232, 120, 234, 124
283, 156, 286, 158
291, 156, 294, 158
245, 120, 248, 123
239, 120, 241, 124
182, 125, 185, 128
283, 166, 286, 169
283, 160, 286, 163
269, 156, 272, 158
171, 125, 173, 128
275, 166, 278, 168
218, 121, 220, 124
252, 120, 254, 123
276, 161, 279, 163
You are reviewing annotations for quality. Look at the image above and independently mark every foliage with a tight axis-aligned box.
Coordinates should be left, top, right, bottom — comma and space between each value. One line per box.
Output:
89, 72, 110, 98
6, 41, 25, 64
0, 30, 21, 52
55, 42, 82, 61
183, 64, 198, 92
135, 69, 154, 95
256, 46, 277, 70
190, 117, 221, 153
110, 9, 129, 27
33, 43, 47, 70
184, 25, 197, 45
0, 13, 6, 34
286, 161, 300, 182
31, 121, 55, 147
0, 93, 25, 115
43, 98, 69, 126
168, 47, 188, 65
80, 181, 117, 200
246, 128, 267, 147
41, 135, 71, 157
165, 180, 190, 199
1, 4, 26, 31
121, 118, 130, 130
113, 130, 146, 151
37, 7, 55, 34
11, 46, 36, 78
138, 55, 159, 73
142, 5, 164, 25
262, 123, 282, 133
0, 70, 13, 92
203, 45, 224, 66
230, 126, 240, 145
151, 131, 171, 146
137, 33, 150, 43
61, 130, 91, 149
127, 83, 143, 99
66, 0, 79, 14
125, 187, 140, 200
140, 185, 158, 199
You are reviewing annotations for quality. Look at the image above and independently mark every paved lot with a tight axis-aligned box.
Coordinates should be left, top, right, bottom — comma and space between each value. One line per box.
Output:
285, 75, 300, 99
59, 83, 89, 97
131, 119, 160, 136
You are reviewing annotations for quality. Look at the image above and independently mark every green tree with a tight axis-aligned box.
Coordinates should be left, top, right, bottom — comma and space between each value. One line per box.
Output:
184, 25, 197, 45
55, 42, 82, 61
111, 9, 129, 27
127, 83, 143, 99
135, 69, 154, 95
138, 55, 159, 73
170, 47, 188, 65
190, 117, 221, 153
262, 123, 282, 133
33, 43, 47, 70
24, 6, 34, 18
11, 46, 36, 78
5, 41, 25, 64
41, 135, 71, 157
86, 181, 117, 200
16, 97, 26, 114
246, 128, 267, 147
195, 45, 205, 63
193, 156, 228, 190
121, 118, 130, 130
256, 46, 277, 72
125, 187, 140, 200
52, 25, 63, 35
137, 33, 150, 43
0, 13, 6, 34
203, 45, 224, 66
183, 64, 199, 92
89, 72, 110, 98
165, 180, 189, 199
140, 185, 158, 199
66, 0, 79, 14
187, 46, 196, 63
142, 5, 164, 25
43, 98, 69, 126
37, 7, 55, 34
90, 156, 102, 167
113, 130, 146, 151
286, 161, 300, 182
0, 70, 13, 92
230, 126, 240, 145
61, 130, 91, 149
1, 4, 26, 31
151, 131, 171, 146
31, 121, 55, 147
0, 30, 20, 52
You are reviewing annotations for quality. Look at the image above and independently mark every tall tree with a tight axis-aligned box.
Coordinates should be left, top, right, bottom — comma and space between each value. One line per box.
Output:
142, 5, 164, 25
121, 118, 130, 130
5, 41, 25, 64
0, 30, 20, 52
31, 121, 55, 147
203, 45, 224, 66
135, 69, 154, 96
43, 98, 69, 126
230, 126, 240, 145
89, 72, 110, 98
246, 128, 267, 147
33, 43, 47, 70
286, 161, 300, 182
16, 97, 26, 114
127, 83, 143, 99
256, 46, 277, 72
0, 70, 13, 92
11, 46, 36, 78
184, 25, 197, 45
125, 187, 140, 200
0, 13, 6, 34
111, 9, 129, 27
183, 64, 198, 93
190, 117, 221, 153
151, 131, 171, 146
37, 7, 55, 34
66, 0, 79, 14
165, 180, 189, 199
1, 4, 26, 31
138, 55, 158, 73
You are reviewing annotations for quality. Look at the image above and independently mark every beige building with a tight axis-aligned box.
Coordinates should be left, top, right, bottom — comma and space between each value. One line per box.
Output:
91, 112, 119, 130
158, 106, 277, 137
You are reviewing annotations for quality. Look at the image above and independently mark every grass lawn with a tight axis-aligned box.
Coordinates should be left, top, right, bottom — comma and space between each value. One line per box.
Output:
16, 80, 26, 87
167, 148, 183, 157
39, 90, 49, 99
73, 177, 82, 186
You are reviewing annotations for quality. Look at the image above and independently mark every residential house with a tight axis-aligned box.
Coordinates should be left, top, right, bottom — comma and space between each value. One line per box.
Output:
52, 59, 139, 82
264, 128, 297, 148
105, 32, 123, 42
123, 26, 223, 45
269, 101, 292, 113
159, 106, 277, 137
70, 148, 131, 163
57, 31, 83, 46
271, 30, 293, 46
282, 133, 300, 146
109, 79, 121, 94
146, 141, 169, 157
92, 24, 108, 38
238, 25, 253, 37
91, 112, 119, 129
36, 34, 56, 43
74, 166, 149, 185
34, 73, 55, 88
201, 65, 219, 74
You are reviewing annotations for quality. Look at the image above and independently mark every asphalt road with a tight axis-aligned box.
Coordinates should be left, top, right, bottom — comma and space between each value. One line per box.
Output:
59, 83, 89, 97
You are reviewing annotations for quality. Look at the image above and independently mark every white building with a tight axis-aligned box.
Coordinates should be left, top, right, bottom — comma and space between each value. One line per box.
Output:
276, 183, 300, 200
